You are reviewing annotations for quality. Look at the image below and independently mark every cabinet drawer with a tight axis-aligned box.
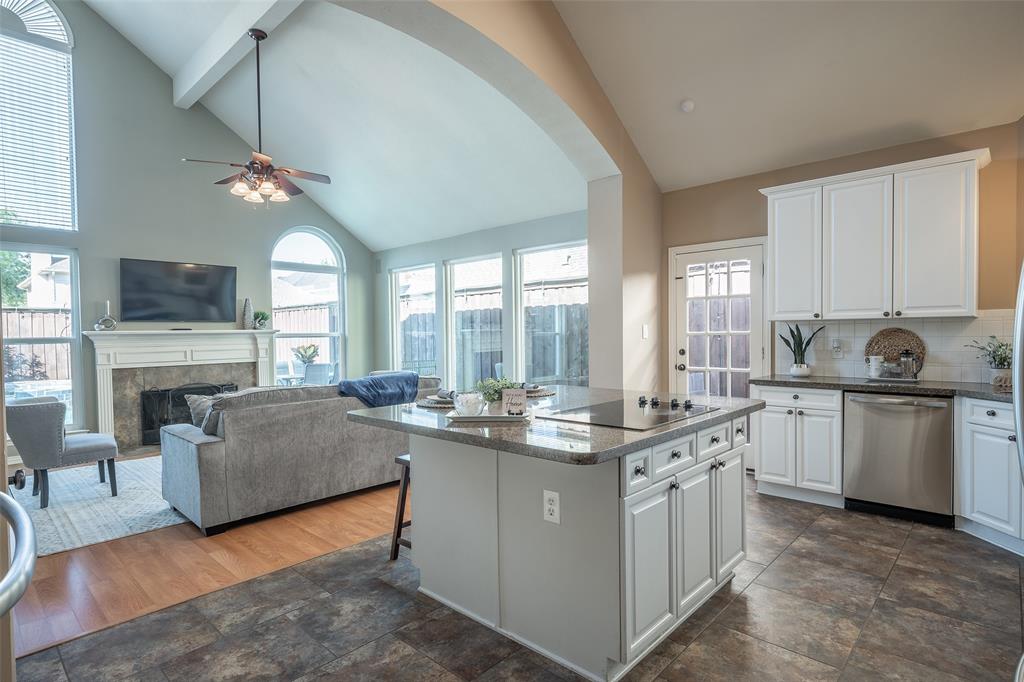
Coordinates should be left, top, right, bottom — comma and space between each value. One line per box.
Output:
753, 386, 841, 410
621, 448, 654, 497
652, 434, 696, 481
697, 423, 731, 461
731, 417, 748, 448
964, 398, 1014, 430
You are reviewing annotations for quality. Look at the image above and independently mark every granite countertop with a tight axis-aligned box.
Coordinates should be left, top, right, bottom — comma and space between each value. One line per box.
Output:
347, 386, 765, 465
749, 375, 1012, 403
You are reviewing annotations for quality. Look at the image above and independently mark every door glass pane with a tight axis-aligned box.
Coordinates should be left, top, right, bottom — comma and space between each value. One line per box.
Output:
687, 264, 706, 297
730, 298, 750, 332
394, 266, 437, 375
687, 299, 706, 332
708, 261, 728, 296
731, 372, 750, 398
729, 260, 751, 295
708, 370, 728, 397
730, 336, 750, 370
521, 244, 589, 386
451, 257, 503, 390
709, 298, 727, 332
688, 372, 706, 395
709, 335, 726, 368
688, 335, 706, 368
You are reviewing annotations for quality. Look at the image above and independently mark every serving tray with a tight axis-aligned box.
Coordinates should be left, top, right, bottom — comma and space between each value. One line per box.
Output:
445, 411, 531, 424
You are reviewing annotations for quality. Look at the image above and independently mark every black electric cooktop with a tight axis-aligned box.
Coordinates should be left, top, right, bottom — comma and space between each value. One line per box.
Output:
536, 396, 718, 431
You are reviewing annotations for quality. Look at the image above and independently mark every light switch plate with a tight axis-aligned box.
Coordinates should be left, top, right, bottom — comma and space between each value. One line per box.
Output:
641, 324, 649, 340
543, 489, 560, 525
830, 338, 843, 359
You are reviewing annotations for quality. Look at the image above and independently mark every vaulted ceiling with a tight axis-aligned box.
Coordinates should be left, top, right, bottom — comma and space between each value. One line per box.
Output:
556, 0, 1024, 192
84, 0, 587, 251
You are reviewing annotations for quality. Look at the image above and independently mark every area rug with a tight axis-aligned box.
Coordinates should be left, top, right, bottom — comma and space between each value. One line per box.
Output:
10, 456, 187, 556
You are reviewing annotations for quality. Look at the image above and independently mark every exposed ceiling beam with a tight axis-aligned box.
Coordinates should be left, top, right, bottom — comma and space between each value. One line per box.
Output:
172, 0, 303, 109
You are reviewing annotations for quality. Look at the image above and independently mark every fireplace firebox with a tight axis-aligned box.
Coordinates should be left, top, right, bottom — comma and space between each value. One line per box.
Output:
139, 382, 237, 445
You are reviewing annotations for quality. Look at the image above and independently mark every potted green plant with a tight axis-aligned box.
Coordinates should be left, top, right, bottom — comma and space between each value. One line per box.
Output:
252, 310, 270, 329
778, 323, 825, 377
476, 377, 520, 403
965, 336, 1013, 388
292, 344, 320, 366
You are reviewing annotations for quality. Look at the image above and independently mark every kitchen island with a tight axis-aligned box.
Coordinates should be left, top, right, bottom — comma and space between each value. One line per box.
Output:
348, 386, 764, 681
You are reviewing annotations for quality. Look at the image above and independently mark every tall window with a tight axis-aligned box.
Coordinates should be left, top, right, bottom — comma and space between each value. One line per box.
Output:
271, 229, 345, 385
0, 0, 76, 230
448, 256, 502, 390
518, 243, 588, 386
392, 265, 437, 375
1, 245, 80, 425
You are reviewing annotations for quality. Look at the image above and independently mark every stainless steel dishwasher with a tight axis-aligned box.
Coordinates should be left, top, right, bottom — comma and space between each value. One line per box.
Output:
843, 392, 953, 524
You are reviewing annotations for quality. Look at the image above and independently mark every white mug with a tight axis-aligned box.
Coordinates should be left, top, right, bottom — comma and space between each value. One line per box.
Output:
866, 355, 883, 378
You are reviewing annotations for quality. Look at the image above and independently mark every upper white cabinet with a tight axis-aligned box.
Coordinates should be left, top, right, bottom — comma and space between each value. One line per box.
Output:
822, 175, 893, 319
763, 150, 988, 321
893, 162, 976, 317
769, 186, 822, 320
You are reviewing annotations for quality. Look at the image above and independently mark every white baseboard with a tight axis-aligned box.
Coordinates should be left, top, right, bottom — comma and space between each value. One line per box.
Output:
755, 481, 844, 508
956, 517, 1024, 557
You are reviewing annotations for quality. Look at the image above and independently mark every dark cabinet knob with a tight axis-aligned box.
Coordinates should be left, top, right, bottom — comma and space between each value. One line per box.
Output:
736, 426, 744, 435
786, 409, 794, 415
813, 313, 821, 318
895, 311, 902, 317
883, 311, 890, 317
987, 410, 997, 417
710, 435, 720, 444
676, 363, 687, 371
792, 394, 800, 400
1010, 435, 1017, 443
678, 348, 686, 356
670, 481, 680, 490
670, 450, 682, 460
634, 464, 646, 477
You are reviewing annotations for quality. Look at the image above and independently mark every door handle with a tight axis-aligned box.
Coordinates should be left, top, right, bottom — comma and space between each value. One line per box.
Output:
848, 395, 948, 409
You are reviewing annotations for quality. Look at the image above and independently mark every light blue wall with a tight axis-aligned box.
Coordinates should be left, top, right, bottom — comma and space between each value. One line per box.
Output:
372, 210, 587, 379
0, 0, 375, 431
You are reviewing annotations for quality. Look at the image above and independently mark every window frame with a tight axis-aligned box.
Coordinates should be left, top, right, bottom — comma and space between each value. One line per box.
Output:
270, 226, 347, 382
444, 253, 503, 390
389, 262, 438, 376
1, 240, 84, 428
513, 240, 588, 385
0, 0, 78, 232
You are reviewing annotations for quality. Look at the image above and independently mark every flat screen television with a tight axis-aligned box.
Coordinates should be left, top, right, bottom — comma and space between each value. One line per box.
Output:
120, 258, 237, 322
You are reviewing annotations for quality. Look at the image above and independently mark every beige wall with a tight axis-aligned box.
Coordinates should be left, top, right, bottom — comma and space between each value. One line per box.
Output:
436, 1, 664, 391
663, 122, 1022, 309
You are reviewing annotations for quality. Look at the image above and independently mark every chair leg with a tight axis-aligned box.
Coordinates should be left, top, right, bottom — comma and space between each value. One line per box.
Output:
390, 466, 411, 561
106, 459, 117, 497
32, 469, 39, 496
39, 470, 49, 509
98, 460, 106, 483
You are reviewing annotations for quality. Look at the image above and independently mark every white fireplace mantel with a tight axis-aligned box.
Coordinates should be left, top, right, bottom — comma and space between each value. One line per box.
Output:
83, 329, 277, 435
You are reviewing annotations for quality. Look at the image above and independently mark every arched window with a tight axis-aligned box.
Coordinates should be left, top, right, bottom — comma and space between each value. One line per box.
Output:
271, 228, 346, 385
0, 0, 77, 230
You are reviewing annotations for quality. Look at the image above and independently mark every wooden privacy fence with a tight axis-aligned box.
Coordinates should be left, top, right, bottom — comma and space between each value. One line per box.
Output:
1, 308, 73, 381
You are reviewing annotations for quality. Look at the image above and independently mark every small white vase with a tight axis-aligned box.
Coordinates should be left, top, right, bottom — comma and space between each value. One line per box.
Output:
789, 364, 811, 377
989, 367, 1012, 391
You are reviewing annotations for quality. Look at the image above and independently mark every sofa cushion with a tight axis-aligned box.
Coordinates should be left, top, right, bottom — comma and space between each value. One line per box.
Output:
184, 394, 215, 427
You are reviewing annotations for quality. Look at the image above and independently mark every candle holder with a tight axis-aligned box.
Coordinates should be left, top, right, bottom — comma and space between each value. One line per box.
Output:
93, 300, 118, 331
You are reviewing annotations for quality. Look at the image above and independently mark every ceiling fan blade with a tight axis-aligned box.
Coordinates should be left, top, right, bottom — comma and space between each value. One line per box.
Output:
274, 173, 305, 196
182, 158, 245, 168
252, 151, 273, 166
278, 167, 331, 184
214, 173, 241, 185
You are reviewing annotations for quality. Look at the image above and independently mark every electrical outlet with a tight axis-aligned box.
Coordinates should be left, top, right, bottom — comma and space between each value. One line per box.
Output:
830, 338, 843, 359
641, 324, 649, 340
543, 489, 560, 525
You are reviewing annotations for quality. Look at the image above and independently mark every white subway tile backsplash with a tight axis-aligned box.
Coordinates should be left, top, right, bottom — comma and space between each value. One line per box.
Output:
773, 309, 1013, 384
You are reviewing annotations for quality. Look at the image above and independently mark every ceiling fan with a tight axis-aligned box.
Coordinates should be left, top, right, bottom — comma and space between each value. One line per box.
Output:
182, 28, 330, 205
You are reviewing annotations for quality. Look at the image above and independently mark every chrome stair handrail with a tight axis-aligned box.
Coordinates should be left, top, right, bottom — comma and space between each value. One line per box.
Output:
0, 491, 35, 617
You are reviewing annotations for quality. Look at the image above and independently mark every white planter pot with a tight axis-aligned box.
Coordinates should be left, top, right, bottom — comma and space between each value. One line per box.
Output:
789, 364, 811, 377
989, 367, 1012, 391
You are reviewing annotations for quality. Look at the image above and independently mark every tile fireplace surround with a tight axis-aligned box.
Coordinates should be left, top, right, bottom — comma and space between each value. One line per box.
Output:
83, 330, 276, 449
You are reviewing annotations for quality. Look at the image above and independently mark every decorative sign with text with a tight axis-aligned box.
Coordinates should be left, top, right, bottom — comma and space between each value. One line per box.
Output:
502, 388, 528, 416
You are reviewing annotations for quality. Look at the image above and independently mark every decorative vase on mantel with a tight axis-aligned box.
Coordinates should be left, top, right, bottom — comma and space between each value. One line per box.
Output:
241, 298, 254, 330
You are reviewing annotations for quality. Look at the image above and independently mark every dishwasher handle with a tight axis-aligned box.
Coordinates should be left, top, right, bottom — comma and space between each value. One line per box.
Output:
848, 395, 949, 409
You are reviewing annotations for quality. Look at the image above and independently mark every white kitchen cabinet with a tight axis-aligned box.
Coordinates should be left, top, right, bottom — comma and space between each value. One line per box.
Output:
674, 461, 716, 617
822, 175, 893, 319
893, 161, 977, 317
622, 478, 675, 659
715, 448, 746, 582
755, 405, 796, 486
768, 186, 822, 321
960, 421, 1020, 537
795, 407, 843, 494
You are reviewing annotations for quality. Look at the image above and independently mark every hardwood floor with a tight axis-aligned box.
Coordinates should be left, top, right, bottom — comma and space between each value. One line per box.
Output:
13, 482, 406, 657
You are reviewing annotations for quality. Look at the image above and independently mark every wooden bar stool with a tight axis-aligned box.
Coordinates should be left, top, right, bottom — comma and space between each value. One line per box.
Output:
390, 453, 412, 560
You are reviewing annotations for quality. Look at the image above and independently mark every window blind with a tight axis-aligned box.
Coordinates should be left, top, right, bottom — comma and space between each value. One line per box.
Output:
0, 32, 76, 230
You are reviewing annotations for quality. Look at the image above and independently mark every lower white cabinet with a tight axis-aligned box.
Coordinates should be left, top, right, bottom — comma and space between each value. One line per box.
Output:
795, 408, 843, 494
622, 445, 747, 661
960, 419, 1021, 537
757, 405, 796, 485
752, 388, 842, 495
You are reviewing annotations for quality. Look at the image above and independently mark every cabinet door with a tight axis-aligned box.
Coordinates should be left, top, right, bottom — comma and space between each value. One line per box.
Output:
621, 479, 675, 660
756, 406, 796, 486
822, 175, 893, 319
961, 423, 1020, 537
893, 161, 976, 317
674, 462, 716, 618
715, 447, 746, 583
795, 408, 842, 494
768, 186, 822, 320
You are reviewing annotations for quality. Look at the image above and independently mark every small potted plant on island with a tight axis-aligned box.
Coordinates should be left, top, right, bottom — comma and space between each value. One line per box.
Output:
779, 323, 825, 377
252, 310, 270, 329
965, 336, 1013, 390
477, 377, 520, 403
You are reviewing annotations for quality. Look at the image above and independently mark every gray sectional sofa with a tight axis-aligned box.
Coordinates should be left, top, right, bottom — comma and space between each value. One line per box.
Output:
160, 375, 440, 533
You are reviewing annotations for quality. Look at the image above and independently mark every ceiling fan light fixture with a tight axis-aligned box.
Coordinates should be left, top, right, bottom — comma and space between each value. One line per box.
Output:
269, 189, 290, 202
257, 178, 276, 195
244, 190, 265, 204
229, 180, 249, 196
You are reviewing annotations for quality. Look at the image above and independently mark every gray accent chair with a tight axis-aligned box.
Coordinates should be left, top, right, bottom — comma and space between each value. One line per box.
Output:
5, 397, 119, 509
302, 362, 333, 385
